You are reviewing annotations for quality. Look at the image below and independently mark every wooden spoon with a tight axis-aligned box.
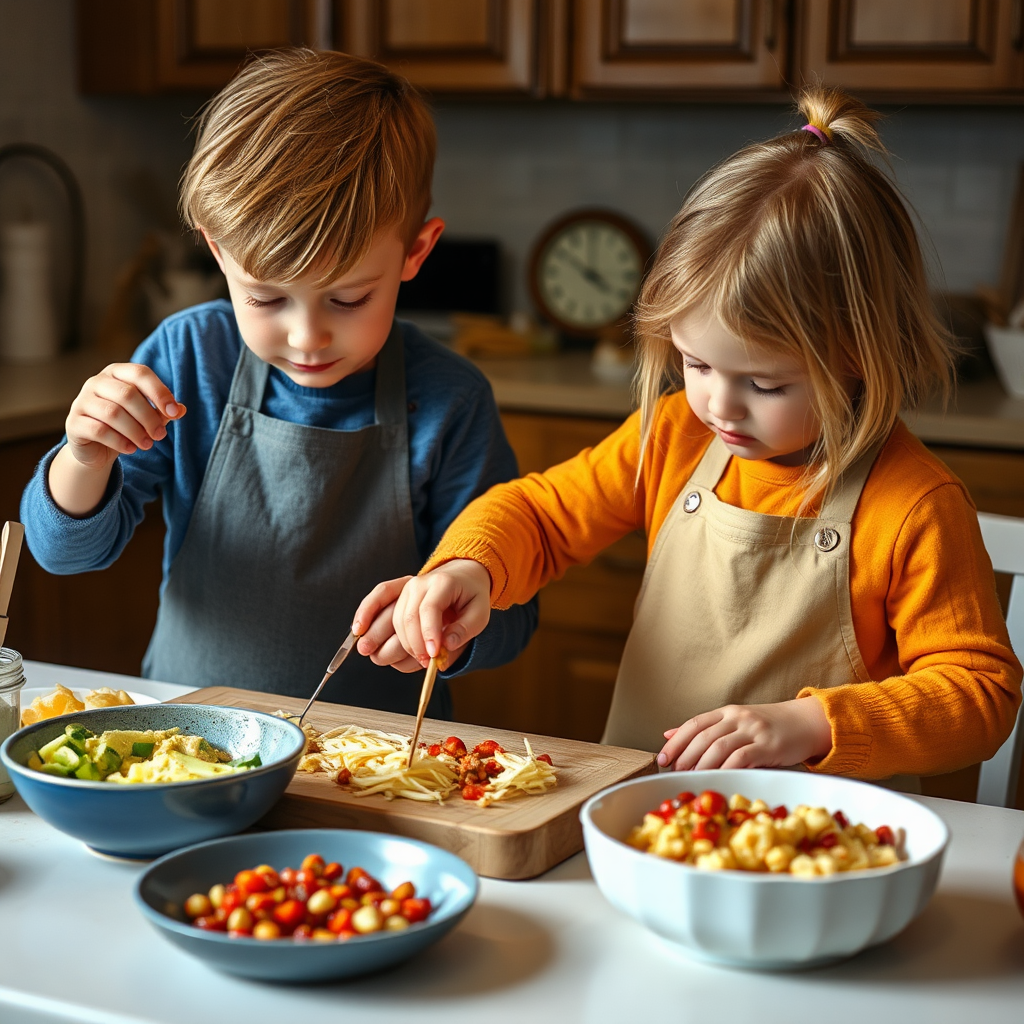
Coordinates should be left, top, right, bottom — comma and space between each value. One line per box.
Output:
0, 522, 25, 650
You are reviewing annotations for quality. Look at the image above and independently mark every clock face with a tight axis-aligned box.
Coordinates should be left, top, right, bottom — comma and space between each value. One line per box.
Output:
534, 216, 645, 333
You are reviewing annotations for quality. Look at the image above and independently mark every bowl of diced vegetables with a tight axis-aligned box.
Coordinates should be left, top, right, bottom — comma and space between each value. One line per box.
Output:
0, 703, 305, 858
135, 829, 478, 981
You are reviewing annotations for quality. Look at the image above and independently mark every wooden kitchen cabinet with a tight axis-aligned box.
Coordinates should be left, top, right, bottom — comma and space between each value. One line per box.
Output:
336, 0, 547, 95
570, 0, 791, 97
797, 0, 1024, 96
0, 433, 163, 675
77, 0, 327, 94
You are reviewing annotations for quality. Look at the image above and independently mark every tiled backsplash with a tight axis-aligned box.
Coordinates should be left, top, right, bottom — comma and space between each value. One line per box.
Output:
2, 1, 1023, 342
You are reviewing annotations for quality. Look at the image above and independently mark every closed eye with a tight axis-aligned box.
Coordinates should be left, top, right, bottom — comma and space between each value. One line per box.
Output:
750, 381, 787, 396
683, 360, 710, 375
245, 295, 284, 308
331, 294, 371, 310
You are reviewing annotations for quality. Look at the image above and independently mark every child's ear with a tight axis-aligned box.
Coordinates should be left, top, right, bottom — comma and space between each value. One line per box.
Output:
199, 228, 227, 275
400, 218, 445, 282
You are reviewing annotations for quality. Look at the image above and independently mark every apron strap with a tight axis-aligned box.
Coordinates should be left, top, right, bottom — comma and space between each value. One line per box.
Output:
688, 436, 733, 490
817, 440, 885, 524
227, 343, 270, 412
374, 321, 408, 430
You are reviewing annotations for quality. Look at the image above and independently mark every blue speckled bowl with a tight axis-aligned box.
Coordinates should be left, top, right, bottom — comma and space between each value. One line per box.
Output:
0, 704, 305, 858
135, 829, 478, 982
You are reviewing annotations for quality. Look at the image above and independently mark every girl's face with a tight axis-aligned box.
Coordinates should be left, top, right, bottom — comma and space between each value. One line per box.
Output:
671, 308, 821, 466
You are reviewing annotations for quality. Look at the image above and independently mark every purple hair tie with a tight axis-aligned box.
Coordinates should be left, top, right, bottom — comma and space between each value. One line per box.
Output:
801, 123, 831, 144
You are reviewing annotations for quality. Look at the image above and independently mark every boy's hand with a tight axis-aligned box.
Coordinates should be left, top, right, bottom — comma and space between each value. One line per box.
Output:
49, 363, 185, 517
388, 560, 492, 667
65, 363, 184, 470
656, 697, 832, 771
351, 576, 432, 673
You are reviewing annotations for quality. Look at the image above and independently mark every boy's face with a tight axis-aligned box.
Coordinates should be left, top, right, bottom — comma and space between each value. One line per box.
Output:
203, 219, 444, 388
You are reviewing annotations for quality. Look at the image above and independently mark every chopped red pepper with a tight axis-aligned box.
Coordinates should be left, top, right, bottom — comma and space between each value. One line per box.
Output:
473, 739, 505, 757
443, 736, 468, 758
875, 825, 895, 846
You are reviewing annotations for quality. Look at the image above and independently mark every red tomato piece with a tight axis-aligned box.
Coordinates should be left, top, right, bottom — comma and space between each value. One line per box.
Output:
875, 825, 895, 846
658, 799, 676, 818
254, 865, 279, 889
693, 790, 727, 817
427, 744, 442, 757
292, 924, 314, 940
219, 886, 244, 914
335, 767, 352, 785
327, 908, 353, 934
443, 736, 468, 758
833, 810, 850, 830
473, 739, 505, 757
462, 784, 487, 801
536, 753, 553, 766
234, 869, 268, 896
692, 819, 721, 843
401, 897, 432, 923
770, 804, 789, 820
194, 915, 227, 931
301, 854, 325, 876
322, 861, 343, 881
351, 872, 384, 896
483, 760, 504, 777
727, 809, 750, 827
818, 832, 839, 849
273, 899, 307, 930
246, 892, 278, 915
295, 868, 321, 890
279, 867, 298, 887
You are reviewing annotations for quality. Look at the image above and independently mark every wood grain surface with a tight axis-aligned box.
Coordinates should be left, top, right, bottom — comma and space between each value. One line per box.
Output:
171, 686, 657, 879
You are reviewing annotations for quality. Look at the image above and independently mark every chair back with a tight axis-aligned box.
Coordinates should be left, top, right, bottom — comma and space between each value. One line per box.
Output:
975, 512, 1024, 807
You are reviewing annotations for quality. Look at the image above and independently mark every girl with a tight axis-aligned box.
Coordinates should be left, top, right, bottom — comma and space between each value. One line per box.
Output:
355, 87, 1022, 782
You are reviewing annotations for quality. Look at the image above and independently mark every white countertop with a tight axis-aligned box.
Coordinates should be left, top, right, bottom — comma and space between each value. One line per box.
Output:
2, 666, 1024, 1024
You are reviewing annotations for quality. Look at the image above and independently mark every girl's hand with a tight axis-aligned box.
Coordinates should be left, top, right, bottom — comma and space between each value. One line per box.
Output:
350, 576, 431, 673
656, 697, 832, 771
49, 363, 185, 517
65, 363, 184, 470
389, 559, 492, 667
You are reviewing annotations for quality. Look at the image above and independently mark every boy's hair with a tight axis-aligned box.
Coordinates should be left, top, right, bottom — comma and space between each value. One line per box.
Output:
180, 48, 436, 286
633, 86, 955, 508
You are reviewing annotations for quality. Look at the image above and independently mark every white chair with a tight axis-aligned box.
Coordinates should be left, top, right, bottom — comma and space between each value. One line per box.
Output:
975, 512, 1024, 807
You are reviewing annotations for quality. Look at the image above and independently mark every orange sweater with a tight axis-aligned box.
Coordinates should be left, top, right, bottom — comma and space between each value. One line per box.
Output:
426, 392, 1022, 779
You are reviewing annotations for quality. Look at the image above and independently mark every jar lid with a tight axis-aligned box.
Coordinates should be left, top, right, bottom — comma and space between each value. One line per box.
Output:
0, 647, 25, 692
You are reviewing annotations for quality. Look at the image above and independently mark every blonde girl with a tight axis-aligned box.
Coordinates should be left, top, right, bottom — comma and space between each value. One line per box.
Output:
355, 87, 1022, 782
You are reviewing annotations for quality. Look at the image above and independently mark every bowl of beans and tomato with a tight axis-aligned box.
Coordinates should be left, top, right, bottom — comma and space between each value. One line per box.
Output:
580, 769, 949, 969
135, 829, 478, 981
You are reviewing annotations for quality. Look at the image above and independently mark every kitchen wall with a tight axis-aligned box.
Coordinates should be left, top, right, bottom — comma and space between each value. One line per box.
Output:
2, 0, 1024, 342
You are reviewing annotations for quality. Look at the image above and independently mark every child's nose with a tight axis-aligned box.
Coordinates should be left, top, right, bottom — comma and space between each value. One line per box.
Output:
287, 315, 331, 353
707, 379, 745, 422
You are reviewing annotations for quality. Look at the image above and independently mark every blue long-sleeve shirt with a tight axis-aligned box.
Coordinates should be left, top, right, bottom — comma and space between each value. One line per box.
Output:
21, 301, 536, 679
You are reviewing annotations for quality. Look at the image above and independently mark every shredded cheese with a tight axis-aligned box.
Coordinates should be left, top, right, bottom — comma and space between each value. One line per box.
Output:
286, 717, 558, 806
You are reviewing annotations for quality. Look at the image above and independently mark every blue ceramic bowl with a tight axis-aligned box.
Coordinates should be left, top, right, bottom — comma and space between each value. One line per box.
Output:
0, 704, 305, 858
135, 829, 479, 982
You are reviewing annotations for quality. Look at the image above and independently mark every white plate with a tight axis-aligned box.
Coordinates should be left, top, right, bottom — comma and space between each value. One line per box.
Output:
20, 686, 161, 713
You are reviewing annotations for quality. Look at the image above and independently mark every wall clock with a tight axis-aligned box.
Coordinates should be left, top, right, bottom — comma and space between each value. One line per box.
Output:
528, 209, 650, 336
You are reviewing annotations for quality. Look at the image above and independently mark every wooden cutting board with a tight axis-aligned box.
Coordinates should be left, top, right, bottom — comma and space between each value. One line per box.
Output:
171, 686, 657, 880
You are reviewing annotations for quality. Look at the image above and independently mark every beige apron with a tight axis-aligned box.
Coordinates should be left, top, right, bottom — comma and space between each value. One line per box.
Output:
603, 436, 915, 789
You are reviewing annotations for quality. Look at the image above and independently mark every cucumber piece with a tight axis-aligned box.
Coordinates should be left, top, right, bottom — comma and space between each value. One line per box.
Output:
52, 746, 82, 771
39, 762, 72, 778
95, 745, 122, 774
168, 752, 235, 777
39, 734, 70, 762
228, 753, 262, 769
65, 724, 94, 741
74, 760, 102, 781
131, 741, 155, 758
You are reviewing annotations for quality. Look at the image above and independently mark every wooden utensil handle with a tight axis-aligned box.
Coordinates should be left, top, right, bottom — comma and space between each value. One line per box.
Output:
0, 522, 25, 648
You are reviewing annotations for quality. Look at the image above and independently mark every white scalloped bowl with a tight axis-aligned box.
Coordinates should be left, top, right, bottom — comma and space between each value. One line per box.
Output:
580, 769, 948, 970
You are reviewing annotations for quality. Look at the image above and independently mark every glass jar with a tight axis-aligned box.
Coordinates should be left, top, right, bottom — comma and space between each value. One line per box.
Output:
0, 647, 26, 803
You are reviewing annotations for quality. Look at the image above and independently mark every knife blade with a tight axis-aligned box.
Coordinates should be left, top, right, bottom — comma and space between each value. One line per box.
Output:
297, 629, 358, 726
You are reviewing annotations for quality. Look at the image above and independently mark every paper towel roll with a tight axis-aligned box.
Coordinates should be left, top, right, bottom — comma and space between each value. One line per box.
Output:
0, 221, 60, 364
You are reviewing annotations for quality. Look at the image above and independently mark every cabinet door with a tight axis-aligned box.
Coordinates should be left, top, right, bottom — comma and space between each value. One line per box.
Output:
156, 0, 322, 90
797, 0, 1024, 93
337, 0, 542, 94
571, 0, 790, 96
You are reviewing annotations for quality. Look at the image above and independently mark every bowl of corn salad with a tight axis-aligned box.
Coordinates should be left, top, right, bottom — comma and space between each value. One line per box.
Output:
580, 769, 948, 969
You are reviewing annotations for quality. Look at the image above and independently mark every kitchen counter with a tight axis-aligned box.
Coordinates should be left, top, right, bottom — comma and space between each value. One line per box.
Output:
3, 349, 1024, 450
2, 664, 1024, 1024
474, 352, 1024, 449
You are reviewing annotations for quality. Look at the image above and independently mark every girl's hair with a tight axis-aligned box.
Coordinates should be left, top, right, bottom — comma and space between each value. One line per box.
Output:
180, 48, 436, 286
633, 86, 954, 509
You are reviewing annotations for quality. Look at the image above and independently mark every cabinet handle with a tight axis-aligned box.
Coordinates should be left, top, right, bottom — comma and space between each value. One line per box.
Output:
764, 0, 777, 51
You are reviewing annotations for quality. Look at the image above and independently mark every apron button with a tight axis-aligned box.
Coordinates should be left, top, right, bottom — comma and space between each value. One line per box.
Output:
814, 527, 840, 552
683, 491, 701, 513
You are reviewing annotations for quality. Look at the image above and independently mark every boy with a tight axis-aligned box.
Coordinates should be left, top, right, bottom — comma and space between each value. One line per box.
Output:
21, 48, 536, 717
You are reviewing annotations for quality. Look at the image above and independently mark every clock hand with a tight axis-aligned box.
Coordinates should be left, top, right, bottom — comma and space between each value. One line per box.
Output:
557, 250, 613, 293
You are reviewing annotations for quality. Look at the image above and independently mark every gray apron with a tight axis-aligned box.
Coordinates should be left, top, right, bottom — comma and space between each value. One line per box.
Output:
144, 322, 450, 717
